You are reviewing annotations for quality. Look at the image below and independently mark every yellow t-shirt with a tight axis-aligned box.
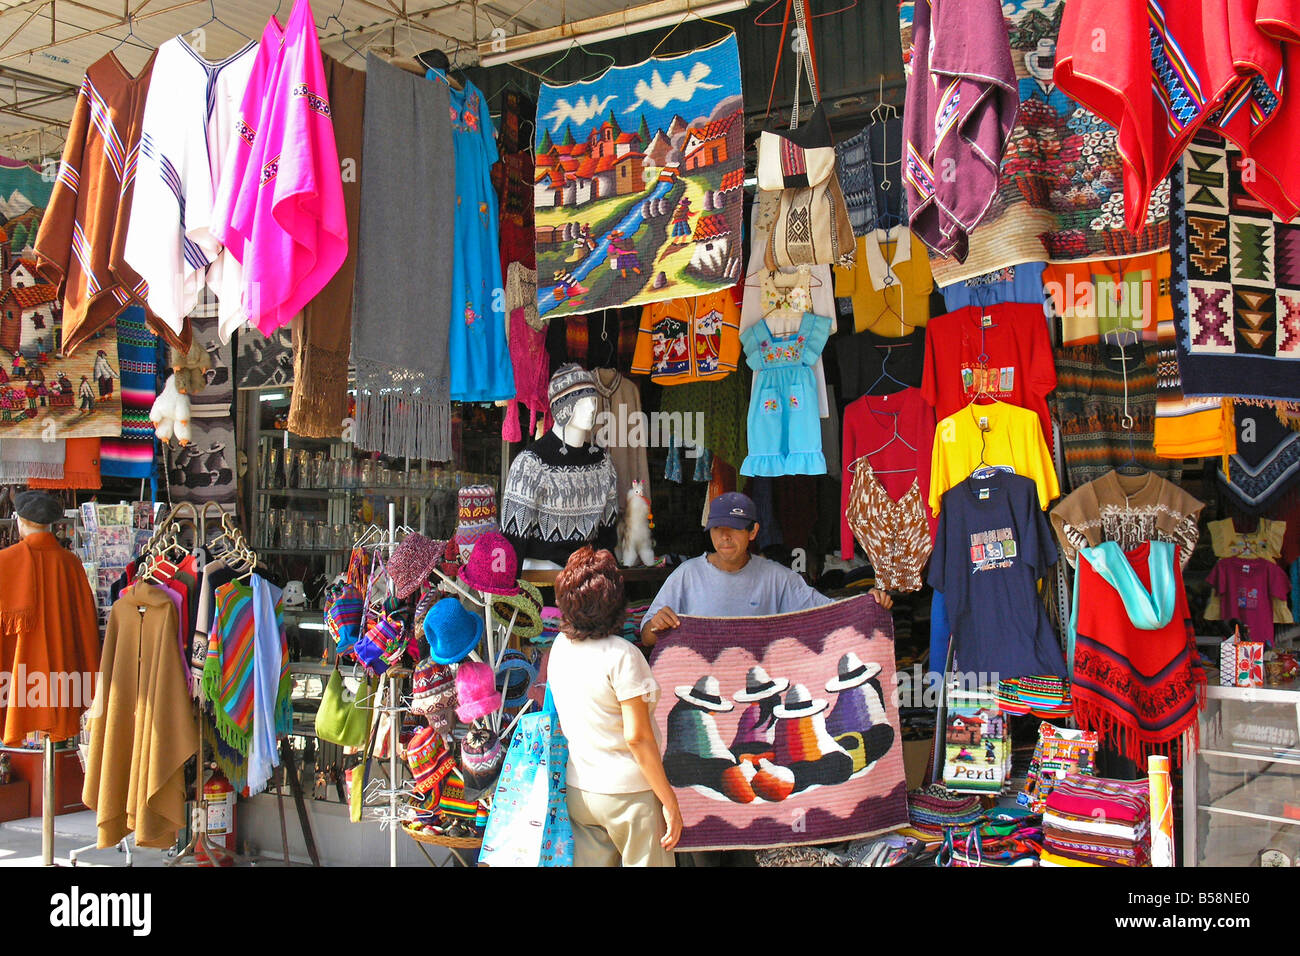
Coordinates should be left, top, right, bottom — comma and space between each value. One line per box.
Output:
930, 401, 1060, 515
834, 226, 933, 336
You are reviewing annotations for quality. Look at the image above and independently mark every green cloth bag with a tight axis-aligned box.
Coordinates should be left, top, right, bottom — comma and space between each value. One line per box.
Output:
314, 667, 373, 749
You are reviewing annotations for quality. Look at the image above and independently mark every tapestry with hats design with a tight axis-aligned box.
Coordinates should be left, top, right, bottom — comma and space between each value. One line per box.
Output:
532, 34, 745, 320
897, 0, 1170, 285
1171, 133, 1300, 403
649, 593, 908, 850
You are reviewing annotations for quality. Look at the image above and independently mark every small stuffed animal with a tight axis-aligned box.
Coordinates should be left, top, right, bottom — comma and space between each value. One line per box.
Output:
150, 373, 193, 445
170, 340, 211, 396
616, 480, 655, 567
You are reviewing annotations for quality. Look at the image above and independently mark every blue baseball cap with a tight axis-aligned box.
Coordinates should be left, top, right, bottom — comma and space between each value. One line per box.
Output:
707, 492, 757, 530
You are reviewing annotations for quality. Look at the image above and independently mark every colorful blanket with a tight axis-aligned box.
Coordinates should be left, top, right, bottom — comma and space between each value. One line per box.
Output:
898, 1, 1171, 284
649, 594, 908, 851
1172, 133, 1300, 403
99, 306, 157, 479
533, 34, 744, 319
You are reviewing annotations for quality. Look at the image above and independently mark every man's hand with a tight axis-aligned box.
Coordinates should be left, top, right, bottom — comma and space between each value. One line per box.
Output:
870, 588, 893, 611
639, 606, 681, 647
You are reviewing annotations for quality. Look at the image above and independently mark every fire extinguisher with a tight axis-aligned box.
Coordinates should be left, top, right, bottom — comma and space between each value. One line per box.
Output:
196, 769, 236, 866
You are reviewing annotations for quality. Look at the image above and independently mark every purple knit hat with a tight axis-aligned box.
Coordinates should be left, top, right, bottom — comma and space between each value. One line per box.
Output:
388, 533, 448, 600
458, 531, 522, 596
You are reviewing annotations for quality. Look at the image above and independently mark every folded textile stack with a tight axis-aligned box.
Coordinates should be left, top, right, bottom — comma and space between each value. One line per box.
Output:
996, 676, 1072, 717
903, 785, 986, 844
1041, 773, 1151, 867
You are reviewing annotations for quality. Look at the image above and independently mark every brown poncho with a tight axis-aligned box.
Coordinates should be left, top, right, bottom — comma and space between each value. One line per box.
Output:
82, 582, 198, 849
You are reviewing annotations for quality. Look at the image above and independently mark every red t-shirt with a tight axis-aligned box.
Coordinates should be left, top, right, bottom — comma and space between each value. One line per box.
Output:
1208, 556, 1290, 646
920, 303, 1057, 440
840, 387, 936, 557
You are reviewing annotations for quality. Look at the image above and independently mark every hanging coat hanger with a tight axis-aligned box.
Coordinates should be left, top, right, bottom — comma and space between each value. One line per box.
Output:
323, 0, 364, 64
1105, 328, 1148, 477
537, 35, 617, 84
647, 8, 737, 59
848, 404, 917, 476
194, 0, 253, 45
861, 341, 911, 397
107, 14, 153, 56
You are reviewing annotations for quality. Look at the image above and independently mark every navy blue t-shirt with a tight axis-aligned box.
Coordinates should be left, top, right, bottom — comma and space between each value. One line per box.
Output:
928, 472, 1067, 680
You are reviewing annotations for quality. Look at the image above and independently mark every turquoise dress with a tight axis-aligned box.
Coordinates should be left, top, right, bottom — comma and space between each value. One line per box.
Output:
432, 73, 515, 402
739, 312, 832, 476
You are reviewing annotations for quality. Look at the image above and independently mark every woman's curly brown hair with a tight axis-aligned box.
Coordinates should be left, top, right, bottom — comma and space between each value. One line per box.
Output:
554, 546, 627, 642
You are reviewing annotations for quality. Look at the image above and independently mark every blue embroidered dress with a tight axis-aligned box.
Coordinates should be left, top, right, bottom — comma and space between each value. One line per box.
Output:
739, 312, 832, 476
433, 73, 515, 402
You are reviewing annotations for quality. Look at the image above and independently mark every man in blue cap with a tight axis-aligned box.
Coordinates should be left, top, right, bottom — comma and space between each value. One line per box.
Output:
640, 491, 891, 645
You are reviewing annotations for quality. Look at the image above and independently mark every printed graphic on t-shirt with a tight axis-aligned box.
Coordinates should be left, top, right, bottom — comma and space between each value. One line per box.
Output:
960, 364, 1015, 398
969, 527, 1017, 572
1235, 586, 1260, 611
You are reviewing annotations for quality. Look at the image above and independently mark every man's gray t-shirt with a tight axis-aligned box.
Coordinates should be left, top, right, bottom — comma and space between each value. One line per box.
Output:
645, 554, 834, 622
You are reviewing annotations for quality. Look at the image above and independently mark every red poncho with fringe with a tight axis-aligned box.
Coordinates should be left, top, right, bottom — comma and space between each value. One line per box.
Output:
1071, 541, 1205, 765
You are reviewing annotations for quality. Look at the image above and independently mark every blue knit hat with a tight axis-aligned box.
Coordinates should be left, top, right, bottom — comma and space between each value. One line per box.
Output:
423, 597, 484, 664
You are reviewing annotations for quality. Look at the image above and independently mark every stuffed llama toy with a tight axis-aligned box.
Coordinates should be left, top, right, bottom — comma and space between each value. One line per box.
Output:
150, 373, 192, 445
617, 480, 655, 567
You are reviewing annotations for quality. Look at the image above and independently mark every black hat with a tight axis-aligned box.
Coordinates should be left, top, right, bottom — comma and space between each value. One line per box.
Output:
13, 490, 61, 525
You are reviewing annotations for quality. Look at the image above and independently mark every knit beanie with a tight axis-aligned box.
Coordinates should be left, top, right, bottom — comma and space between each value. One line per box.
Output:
547, 363, 597, 427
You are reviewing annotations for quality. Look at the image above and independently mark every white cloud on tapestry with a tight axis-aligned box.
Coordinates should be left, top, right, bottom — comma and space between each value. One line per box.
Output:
542, 93, 618, 132
622, 62, 721, 113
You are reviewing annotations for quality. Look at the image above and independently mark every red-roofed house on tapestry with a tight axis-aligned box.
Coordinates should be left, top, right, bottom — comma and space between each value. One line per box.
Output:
682, 111, 743, 172
0, 282, 59, 357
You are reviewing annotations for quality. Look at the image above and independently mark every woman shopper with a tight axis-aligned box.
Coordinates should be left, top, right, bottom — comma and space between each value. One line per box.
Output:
546, 546, 681, 866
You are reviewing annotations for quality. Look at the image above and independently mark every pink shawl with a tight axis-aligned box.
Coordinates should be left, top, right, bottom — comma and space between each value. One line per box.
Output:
226, 0, 347, 334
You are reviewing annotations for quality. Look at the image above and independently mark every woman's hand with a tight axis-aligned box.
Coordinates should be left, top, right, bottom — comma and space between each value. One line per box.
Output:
870, 587, 893, 610
661, 796, 683, 851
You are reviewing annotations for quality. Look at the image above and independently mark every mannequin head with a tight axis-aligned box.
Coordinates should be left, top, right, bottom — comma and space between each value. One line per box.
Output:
547, 363, 599, 446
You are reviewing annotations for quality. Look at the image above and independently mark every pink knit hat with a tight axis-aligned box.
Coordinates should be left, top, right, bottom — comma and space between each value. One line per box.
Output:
455, 661, 502, 722
458, 531, 522, 596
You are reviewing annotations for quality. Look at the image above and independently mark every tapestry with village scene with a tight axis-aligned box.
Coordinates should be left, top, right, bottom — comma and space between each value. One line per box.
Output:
534, 34, 745, 319
0, 159, 122, 441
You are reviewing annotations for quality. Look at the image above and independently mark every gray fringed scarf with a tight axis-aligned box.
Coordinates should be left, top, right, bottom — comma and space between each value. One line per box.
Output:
350, 55, 454, 460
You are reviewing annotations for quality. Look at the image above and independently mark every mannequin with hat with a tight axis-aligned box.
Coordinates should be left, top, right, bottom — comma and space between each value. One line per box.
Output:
501, 364, 619, 569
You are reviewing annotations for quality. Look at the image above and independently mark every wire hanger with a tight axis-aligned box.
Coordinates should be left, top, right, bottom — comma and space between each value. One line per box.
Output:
108, 13, 153, 56
1109, 331, 1148, 477
648, 6, 737, 59
323, 0, 364, 64
754, 0, 859, 26
536, 36, 617, 84
861, 340, 911, 397
848, 404, 917, 476
195, 0, 253, 44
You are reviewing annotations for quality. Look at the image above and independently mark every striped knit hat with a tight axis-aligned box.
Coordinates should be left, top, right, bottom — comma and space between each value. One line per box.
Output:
407, 727, 454, 797
454, 484, 498, 563
547, 363, 597, 426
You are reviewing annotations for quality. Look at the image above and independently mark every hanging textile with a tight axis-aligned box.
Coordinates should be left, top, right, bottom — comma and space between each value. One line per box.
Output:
1050, 469, 1204, 569
1213, 405, 1300, 515
83, 582, 198, 848
34, 50, 156, 356
99, 305, 158, 479
533, 34, 745, 319
1171, 133, 1300, 403
1068, 541, 1204, 764
288, 55, 365, 438
898, 0, 1171, 285
123, 35, 259, 346
649, 593, 908, 850
350, 54, 453, 461
235, 325, 294, 388
0, 530, 101, 745
901, 0, 1017, 262
29, 436, 101, 489
228, 0, 348, 335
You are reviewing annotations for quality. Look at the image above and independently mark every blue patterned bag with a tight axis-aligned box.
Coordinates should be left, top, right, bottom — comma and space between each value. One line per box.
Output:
479, 687, 574, 867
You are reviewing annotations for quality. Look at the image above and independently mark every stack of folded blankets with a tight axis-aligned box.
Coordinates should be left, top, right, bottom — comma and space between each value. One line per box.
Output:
996, 676, 1072, 717
903, 785, 986, 846
1040, 773, 1151, 867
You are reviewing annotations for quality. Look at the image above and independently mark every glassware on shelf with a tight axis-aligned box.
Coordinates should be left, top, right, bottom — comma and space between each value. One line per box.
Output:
315, 523, 331, 550
361, 459, 375, 487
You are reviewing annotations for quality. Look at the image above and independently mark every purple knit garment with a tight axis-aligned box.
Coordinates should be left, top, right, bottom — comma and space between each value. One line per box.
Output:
903, 0, 1018, 262
502, 306, 552, 442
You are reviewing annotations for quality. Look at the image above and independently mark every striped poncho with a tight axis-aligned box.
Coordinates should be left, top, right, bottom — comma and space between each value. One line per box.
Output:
203, 577, 291, 767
